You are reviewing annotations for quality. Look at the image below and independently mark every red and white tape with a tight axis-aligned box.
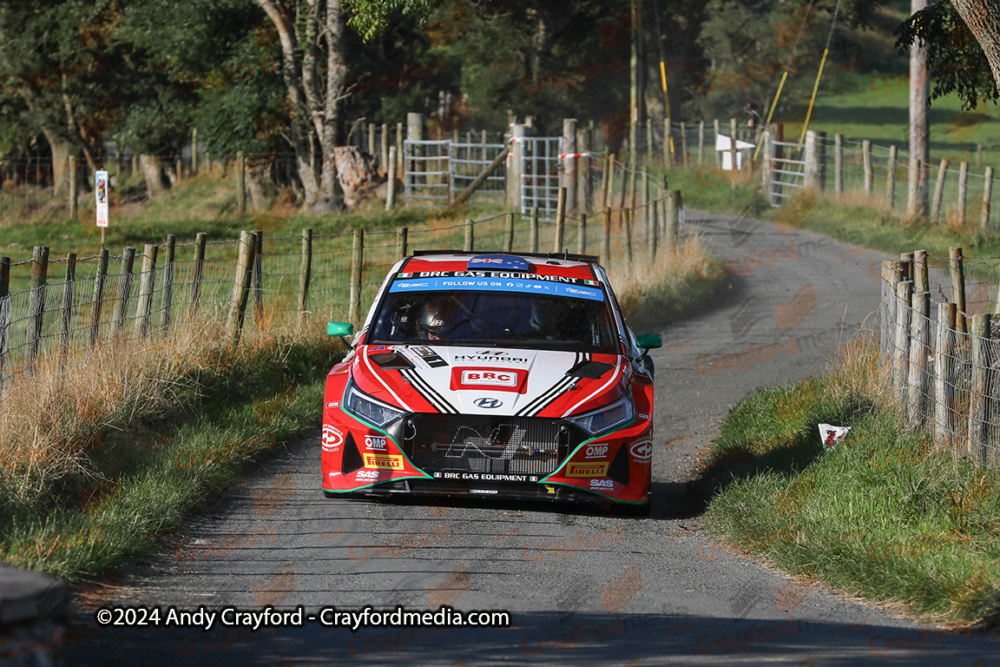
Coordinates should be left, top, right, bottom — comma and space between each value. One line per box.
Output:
558, 152, 593, 159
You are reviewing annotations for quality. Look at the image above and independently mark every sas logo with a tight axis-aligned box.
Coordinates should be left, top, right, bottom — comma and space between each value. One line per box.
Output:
364, 435, 388, 451
585, 444, 609, 459
461, 370, 517, 387
567, 462, 610, 477
322, 424, 344, 452
629, 439, 653, 461
356, 469, 380, 481
590, 479, 615, 490
363, 454, 404, 470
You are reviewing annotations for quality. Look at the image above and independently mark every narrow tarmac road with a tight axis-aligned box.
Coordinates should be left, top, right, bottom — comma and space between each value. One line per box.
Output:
60, 208, 998, 666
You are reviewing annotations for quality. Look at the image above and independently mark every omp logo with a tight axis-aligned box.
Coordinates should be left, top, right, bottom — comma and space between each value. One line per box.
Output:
363, 454, 404, 470
322, 425, 343, 452
585, 444, 609, 459
568, 462, 610, 477
461, 370, 517, 387
363, 435, 387, 451
629, 439, 653, 461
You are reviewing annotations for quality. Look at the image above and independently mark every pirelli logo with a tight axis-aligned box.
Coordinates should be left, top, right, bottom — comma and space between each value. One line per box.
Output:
566, 462, 610, 477
363, 454, 405, 470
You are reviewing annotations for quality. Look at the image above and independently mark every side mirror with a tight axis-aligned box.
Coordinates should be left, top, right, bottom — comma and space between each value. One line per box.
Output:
328, 321, 355, 349
327, 322, 354, 337
635, 333, 663, 349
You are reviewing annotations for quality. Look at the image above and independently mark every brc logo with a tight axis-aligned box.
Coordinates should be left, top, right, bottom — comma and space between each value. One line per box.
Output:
567, 462, 610, 477
364, 435, 387, 451
461, 370, 517, 387
363, 454, 404, 470
585, 444, 609, 459
322, 424, 344, 452
590, 479, 614, 489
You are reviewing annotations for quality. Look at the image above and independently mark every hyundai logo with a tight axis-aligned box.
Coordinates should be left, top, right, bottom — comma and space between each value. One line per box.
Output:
474, 398, 503, 409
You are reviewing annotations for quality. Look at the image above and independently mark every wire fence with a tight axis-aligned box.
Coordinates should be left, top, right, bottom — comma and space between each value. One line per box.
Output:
0, 165, 685, 391
880, 252, 1000, 468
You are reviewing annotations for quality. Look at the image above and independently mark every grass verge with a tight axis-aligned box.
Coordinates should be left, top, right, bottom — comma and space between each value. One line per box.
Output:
699, 335, 1000, 627
0, 228, 715, 584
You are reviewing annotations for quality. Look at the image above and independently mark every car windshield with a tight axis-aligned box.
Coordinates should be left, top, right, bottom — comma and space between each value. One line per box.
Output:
369, 288, 621, 353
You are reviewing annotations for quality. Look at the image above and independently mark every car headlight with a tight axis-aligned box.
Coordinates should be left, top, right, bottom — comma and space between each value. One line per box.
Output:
566, 393, 634, 436
343, 378, 406, 427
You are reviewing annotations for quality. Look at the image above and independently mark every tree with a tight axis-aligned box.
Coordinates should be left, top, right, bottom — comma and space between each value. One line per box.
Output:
895, 0, 1000, 109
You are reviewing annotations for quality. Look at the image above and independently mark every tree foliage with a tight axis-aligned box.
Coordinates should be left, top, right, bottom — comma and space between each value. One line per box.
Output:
895, 0, 999, 110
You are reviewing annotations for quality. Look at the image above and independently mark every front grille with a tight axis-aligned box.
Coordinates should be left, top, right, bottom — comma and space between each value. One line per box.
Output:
403, 415, 567, 476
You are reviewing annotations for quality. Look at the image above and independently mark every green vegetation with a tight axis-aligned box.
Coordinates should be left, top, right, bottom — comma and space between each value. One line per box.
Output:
700, 338, 1000, 625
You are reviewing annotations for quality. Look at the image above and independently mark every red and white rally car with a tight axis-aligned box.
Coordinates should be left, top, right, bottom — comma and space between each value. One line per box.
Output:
321, 251, 661, 512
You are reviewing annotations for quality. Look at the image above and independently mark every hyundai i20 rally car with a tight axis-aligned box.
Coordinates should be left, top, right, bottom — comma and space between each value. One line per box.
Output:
321, 251, 661, 512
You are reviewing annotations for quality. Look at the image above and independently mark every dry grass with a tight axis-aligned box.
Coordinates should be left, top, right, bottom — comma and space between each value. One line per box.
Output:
0, 315, 328, 514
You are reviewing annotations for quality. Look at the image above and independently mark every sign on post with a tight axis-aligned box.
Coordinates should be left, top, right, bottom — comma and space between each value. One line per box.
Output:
95, 170, 108, 245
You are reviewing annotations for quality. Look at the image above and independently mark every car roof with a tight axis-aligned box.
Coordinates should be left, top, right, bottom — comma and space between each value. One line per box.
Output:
401, 251, 600, 281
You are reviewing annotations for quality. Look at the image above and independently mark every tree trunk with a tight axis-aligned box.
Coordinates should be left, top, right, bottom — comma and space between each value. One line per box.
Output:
907, 0, 930, 217
246, 165, 274, 210
332, 146, 378, 207
320, 0, 349, 200
44, 131, 73, 200
140, 154, 170, 198
950, 0, 1000, 94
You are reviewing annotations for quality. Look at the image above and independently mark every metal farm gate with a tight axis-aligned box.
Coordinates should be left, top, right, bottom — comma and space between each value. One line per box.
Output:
404, 139, 451, 208
448, 140, 507, 202
520, 137, 563, 220
769, 139, 806, 207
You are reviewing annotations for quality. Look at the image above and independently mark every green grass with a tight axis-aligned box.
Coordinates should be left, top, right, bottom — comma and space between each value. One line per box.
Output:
700, 339, 1000, 626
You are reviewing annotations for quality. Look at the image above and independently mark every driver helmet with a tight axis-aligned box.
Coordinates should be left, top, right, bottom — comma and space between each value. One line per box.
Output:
417, 295, 459, 339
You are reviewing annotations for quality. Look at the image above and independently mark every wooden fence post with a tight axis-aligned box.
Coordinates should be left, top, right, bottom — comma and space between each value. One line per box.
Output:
664, 118, 671, 169
908, 290, 930, 428
956, 161, 969, 227
0, 256, 9, 382
69, 156, 78, 219
529, 207, 539, 253
386, 146, 397, 211
645, 118, 653, 165
934, 302, 957, 449
26, 246, 49, 366
698, 121, 705, 164
648, 200, 657, 262
58, 253, 76, 362
913, 249, 928, 293
368, 122, 376, 159
504, 214, 514, 253
348, 229, 364, 325
89, 248, 109, 347
381, 122, 389, 168
623, 208, 633, 263
680, 121, 688, 165
967, 313, 991, 466
563, 118, 577, 214
252, 231, 264, 327
950, 246, 966, 333
299, 228, 312, 326
880, 260, 900, 366
894, 279, 913, 404
578, 127, 591, 213
396, 225, 408, 258
601, 154, 612, 210
226, 231, 256, 345
189, 233, 206, 319
554, 187, 566, 253
932, 159, 949, 221
729, 120, 737, 191
862, 139, 873, 197
578, 213, 587, 255
601, 208, 612, 264
982, 166, 993, 230
886, 145, 897, 209
834, 133, 844, 196
134, 244, 158, 337
666, 190, 681, 252
161, 234, 175, 331
396, 121, 404, 177
236, 151, 246, 214
713, 119, 721, 168
804, 130, 819, 190
464, 219, 474, 252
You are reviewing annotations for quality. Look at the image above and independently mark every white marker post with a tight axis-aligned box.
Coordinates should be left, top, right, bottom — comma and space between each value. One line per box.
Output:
95, 170, 109, 246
